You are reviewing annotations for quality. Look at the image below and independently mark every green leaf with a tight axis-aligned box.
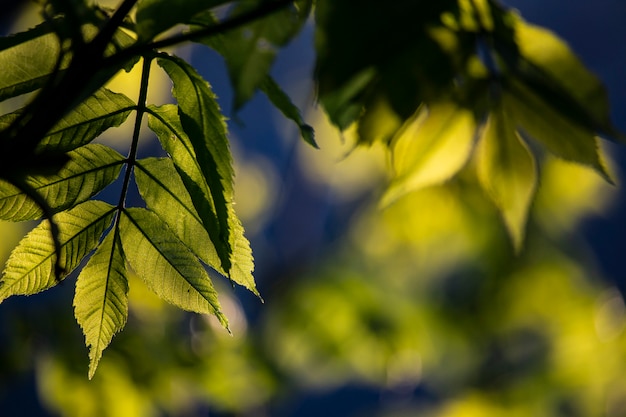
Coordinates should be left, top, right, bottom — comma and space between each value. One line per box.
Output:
260, 76, 316, 147
157, 56, 234, 275
0, 21, 67, 101
74, 229, 128, 379
145, 108, 258, 297
135, 0, 230, 41
134, 157, 222, 270
0, 201, 116, 301
382, 100, 476, 205
193, 0, 311, 108
477, 106, 537, 252
504, 80, 613, 183
37, 88, 136, 152
509, 17, 618, 138
0, 15, 136, 103
119, 207, 228, 328
0, 144, 125, 221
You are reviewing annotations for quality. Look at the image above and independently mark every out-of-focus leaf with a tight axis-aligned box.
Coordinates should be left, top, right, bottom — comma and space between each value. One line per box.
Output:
135, 0, 230, 41
74, 229, 128, 379
383, 101, 476, 205
477, 106, 537, 251
0, 144, 124, 221
357, 94, 402, 145
504, 80, 613, 183
314, 0, 458, 129
119, 207, 229, 328
145, 107, 258, 297
0, 201, 115, 301
157, 56, 234, 275
193, 0, 311, 108
509, 17, 618, 138
37, 88, 135, 152
260, 76, 316, 147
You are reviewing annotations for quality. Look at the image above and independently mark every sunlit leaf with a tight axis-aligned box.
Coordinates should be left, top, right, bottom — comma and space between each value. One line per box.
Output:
135, 0, 230, 41
0, 201, 116, 301
260, 76, 316, 148
510, 17, 617, 138
145, 109, 258, 297
119, 207, 229, 328
0, 144, 124, 221
504, 80, 613, 183
157, 55, 234, 274
383, 100, 476, 205
477, 105, 537, 251
193, 0, 311, 108
357, 94, 402, 145
74, 229, 128, 379
134, 157, 222, 270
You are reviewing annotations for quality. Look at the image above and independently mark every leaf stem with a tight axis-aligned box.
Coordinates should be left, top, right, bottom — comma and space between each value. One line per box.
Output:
118, 55, 152, 210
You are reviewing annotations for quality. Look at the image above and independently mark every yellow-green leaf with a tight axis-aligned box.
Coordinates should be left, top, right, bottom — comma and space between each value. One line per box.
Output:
74, 229, 128, 379
0, 144, 125, 221
0, 201, 116, 301
134, 157, 259, 298
119, 207, 229, 329
383, 100, 476, 205
504, 79, 613, 183
477, 105, 537, 251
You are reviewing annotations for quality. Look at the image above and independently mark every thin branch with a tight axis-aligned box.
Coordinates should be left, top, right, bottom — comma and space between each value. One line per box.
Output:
103, 0, 295, 67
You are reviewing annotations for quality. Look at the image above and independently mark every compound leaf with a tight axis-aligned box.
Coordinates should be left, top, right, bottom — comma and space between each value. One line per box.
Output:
74, 229, 128, 379
0, 143, 125, 221
0, 200, 116, 301
120, 207, 228, 328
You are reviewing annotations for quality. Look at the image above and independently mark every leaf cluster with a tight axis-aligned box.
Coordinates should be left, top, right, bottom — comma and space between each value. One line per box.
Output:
0, 0, 312, 378
315, 0, 619, 250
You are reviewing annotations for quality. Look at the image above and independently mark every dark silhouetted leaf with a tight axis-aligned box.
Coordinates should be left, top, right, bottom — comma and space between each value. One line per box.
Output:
260, 76, 316, 147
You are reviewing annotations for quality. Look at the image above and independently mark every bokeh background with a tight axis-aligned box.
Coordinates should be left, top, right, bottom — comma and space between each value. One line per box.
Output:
2, 1, 626, 416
